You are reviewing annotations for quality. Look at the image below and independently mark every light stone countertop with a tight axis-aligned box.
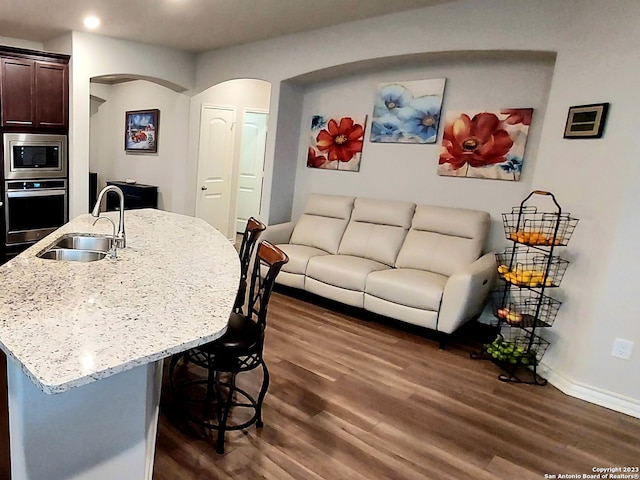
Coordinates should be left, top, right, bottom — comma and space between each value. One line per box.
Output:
0, 209, 240, 394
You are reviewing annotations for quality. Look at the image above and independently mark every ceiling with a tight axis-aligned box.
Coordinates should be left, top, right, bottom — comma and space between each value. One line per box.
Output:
0, 0, 454, 53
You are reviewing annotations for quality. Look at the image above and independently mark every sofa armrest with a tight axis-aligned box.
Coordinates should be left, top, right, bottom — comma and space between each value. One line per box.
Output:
262, 222, 296, 246
437, 253, 497, 334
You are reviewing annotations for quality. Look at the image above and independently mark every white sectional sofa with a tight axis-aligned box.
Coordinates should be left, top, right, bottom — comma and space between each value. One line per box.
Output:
263, 194, 497, 344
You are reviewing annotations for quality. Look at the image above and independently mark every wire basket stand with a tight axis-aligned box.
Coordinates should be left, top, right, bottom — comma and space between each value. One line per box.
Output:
472, 190, 578, 385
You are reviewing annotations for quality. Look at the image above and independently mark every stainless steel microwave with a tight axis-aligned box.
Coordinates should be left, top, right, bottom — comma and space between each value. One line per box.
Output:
3, 133, 68, 180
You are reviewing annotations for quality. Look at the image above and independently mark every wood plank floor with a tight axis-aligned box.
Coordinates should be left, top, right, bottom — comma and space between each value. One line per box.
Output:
153, 290, 640, 480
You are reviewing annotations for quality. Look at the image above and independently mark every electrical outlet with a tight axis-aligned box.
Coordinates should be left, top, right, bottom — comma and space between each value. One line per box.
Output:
611, 338, 634, 359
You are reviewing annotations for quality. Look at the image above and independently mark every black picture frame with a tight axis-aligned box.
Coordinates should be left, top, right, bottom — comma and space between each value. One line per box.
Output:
563, 103, 609, 139
125, 109, 159, 153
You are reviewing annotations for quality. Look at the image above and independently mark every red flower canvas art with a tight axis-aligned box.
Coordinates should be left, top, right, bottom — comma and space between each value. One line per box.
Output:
308, 114, 367, 171
437, 108, 533, 181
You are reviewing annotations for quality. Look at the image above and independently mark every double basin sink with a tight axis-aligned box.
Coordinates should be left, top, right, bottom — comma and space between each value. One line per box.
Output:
37, 234, 114, 262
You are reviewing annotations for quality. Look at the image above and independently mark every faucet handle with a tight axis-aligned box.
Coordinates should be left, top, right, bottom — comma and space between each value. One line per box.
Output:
92, 215, 116, 237
92, 216, 118, 259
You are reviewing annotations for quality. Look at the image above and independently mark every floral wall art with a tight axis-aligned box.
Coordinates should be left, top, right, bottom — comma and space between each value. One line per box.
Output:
308, 114, 367, 171
371, 78, 446, 144
437, 108, 533, 181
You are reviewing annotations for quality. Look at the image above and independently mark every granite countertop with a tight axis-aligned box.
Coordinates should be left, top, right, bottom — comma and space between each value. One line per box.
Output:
0, 209, 240, 394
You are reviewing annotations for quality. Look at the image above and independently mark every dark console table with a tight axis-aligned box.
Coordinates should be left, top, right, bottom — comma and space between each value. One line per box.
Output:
106, 181, 158, 211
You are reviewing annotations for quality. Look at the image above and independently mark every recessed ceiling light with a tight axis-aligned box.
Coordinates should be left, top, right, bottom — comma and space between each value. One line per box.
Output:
84, 16, 101, 30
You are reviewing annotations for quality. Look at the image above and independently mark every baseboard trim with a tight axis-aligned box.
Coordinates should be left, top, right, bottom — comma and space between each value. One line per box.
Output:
538, 362, 640, 419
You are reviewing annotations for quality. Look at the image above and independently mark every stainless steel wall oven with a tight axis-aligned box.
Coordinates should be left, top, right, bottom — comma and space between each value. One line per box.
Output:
2, 133, 69, 247
4, 179, 68, 245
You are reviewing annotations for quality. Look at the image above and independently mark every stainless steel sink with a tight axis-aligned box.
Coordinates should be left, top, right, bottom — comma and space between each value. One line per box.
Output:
38, 248, 107, 262
52, 234, 114, 252
37, 234, 114, 262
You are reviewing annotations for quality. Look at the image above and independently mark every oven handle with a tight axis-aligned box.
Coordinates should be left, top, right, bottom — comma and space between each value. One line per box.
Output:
7, 189, 67, 198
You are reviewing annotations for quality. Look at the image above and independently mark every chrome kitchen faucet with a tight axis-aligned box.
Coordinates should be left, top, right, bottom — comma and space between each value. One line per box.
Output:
92, 185, 126, 248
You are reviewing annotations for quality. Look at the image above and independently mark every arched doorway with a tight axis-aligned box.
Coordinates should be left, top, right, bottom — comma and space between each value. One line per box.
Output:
192, 78, 271, 241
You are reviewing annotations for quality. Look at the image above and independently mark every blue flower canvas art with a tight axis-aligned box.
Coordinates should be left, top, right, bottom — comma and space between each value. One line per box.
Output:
370, 79, 446, 144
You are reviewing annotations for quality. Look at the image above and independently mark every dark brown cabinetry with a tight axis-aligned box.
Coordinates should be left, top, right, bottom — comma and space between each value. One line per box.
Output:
35, 61, 68, 128
0, 47, 69, 130
0, 57, 34, 127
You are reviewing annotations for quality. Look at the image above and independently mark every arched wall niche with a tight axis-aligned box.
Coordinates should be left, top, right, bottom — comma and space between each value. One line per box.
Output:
286, 50, 556, 86
268, 49, 557, 234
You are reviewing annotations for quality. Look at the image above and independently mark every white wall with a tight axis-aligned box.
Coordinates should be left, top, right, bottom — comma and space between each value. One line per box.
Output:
524, 1, 640, 411
269, 82, 303, 224
89, 80, 190, 213
89, 83, 111, 196
295, 52, 555, 251
195, 0, 640, 411
0, 36, 43, 50
69, 31, 195, 217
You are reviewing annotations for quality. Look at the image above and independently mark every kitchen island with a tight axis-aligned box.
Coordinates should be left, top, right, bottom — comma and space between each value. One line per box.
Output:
0, 209, 240, 480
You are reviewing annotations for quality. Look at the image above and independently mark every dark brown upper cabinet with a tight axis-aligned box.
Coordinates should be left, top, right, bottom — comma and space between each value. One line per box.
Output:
1, 57, 35, 127
36, 61, 68, 128
0, 46, 69, 131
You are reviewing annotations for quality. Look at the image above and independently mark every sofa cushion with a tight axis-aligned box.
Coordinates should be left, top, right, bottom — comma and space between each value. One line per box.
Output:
364, 294, 438, 330
305, 278, 365, 308
338, 198, 415, 266
276, 244, 329, 276
395, 205, 489, 276
365, 268, 447, 312
306, 255, 389, 291
289, 194, 354, 254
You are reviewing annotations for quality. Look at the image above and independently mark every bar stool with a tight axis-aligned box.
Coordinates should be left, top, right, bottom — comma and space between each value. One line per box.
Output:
233, 217, 267, 313
168, 217, 265, 390
169, 240, 288, 453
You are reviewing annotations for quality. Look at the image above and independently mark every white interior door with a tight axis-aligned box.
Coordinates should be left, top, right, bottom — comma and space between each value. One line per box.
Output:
236, 110, 268, 233
195, 105, 235, 240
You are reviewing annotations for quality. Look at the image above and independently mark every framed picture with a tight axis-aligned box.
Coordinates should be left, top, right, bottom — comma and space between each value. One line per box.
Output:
125, 109, 159, 152
563, 103, 609, 139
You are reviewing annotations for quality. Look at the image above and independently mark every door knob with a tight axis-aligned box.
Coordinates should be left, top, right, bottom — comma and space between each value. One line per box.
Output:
201, 186, 208, 191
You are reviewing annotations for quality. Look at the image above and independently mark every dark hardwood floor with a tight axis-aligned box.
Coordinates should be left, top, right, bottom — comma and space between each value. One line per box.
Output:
153, 291, 640, 479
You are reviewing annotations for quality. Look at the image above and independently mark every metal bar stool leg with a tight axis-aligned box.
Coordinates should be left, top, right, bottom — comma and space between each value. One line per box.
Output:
256, 360, 270, 428
216, 371, 237, 454
168, 353, 183, 397
201, 362, 217, 424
